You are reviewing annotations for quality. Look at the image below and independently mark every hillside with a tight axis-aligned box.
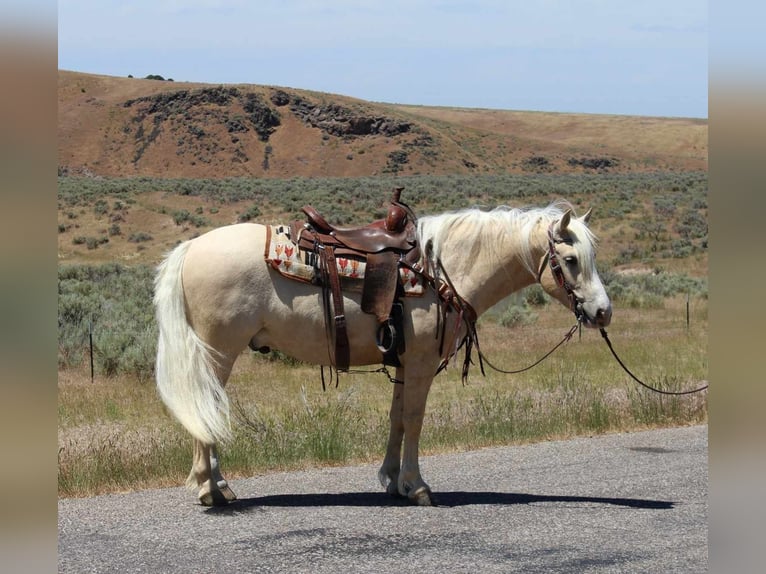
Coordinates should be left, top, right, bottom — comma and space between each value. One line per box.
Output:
57, 71, 708, 275
58, 70, 707, 179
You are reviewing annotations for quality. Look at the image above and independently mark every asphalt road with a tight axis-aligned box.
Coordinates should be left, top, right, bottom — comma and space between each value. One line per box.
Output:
58, 425, 707, 573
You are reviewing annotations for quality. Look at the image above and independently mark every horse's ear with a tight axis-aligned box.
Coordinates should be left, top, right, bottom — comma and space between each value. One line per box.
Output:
581, 208, 593, 224
558, 209, 572, 233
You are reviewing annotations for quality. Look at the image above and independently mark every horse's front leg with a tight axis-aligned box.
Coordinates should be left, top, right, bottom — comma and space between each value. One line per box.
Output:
378, 367, 405, 497
186, 440, 235, 506
398, 370, 436, 506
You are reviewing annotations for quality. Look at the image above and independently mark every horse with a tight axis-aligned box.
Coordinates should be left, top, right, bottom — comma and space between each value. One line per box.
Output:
153, 200, 612, 506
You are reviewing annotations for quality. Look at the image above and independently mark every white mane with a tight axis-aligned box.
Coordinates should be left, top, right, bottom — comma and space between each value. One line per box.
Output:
417, 201, 598, 278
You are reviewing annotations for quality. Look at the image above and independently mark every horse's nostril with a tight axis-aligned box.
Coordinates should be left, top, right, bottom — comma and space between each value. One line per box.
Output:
596, 307, 612, 326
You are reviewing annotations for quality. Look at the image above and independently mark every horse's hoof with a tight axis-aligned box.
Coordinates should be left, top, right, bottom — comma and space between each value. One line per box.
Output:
409, 487, 435, 507
199, 489, 230, 507
218, 482, 237, 502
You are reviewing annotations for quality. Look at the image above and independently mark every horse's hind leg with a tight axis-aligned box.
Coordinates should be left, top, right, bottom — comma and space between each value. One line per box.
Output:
186, 439, 207, 492
185, 355, 238, 505
210, 445, 236, 501
186, 441, 235, 506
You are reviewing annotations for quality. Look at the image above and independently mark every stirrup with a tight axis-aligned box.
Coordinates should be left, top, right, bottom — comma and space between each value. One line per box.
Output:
376, 321, 397, 354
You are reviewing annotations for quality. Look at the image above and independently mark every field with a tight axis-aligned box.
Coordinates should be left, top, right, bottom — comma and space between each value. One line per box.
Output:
57, 172, 708, 498
57, 71, 707, 499
58, 293, 707, 498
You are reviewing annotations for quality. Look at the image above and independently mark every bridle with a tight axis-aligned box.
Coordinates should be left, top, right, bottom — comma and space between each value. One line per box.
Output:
541, 221, 708, 396
540, 223, 586, 324
395, 217, 708, 396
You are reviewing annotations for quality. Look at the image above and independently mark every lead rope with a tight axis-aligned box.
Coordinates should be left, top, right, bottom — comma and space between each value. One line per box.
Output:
599, 328, 709, 395
477, 322, 580, 375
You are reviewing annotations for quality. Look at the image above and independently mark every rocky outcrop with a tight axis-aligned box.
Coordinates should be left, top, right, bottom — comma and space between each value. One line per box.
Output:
288, 96, 412, 137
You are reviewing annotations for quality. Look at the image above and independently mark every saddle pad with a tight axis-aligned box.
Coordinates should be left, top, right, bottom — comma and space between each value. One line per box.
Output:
264, 225, 425, 295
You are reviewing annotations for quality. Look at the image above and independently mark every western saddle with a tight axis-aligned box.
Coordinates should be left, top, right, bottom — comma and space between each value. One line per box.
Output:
291, 187, 420, 371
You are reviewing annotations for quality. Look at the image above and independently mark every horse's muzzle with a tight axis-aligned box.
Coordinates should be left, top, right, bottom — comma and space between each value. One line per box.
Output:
580, 302, 612, 328
594, 305, 612, 328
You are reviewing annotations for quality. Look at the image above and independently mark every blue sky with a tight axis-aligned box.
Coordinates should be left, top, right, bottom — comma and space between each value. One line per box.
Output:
57, 1, 708, 118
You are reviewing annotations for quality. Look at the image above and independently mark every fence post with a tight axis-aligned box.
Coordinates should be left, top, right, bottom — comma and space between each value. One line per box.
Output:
89, 318, 94, 383
686, 292, 690, 331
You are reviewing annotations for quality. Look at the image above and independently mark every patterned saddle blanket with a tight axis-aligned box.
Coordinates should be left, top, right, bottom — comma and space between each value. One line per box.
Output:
264, 225, 426, 296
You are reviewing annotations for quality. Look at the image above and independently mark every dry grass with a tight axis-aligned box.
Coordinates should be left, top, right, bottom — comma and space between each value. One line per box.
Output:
58, 295, 707, 499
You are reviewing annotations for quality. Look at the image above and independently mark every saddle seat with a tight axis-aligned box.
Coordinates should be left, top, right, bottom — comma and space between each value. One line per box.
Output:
300, 202, 416, 254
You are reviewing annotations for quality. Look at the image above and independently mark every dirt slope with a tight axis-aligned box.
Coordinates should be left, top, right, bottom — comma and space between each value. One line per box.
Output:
58, 70, 707, 178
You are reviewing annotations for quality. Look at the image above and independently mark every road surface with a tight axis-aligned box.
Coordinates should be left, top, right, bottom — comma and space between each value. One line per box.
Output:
58, 425, 707, 573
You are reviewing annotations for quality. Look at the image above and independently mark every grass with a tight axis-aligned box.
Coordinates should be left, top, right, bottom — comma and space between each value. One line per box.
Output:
58, 294, 707, 498
56, 172, 708, 276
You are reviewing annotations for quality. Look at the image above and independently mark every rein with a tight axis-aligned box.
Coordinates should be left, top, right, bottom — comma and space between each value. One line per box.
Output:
599, 328, 709, 395
477, 323, 579, 375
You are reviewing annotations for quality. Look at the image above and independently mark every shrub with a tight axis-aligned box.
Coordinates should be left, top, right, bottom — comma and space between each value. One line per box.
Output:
128, 232, 153, 243
499, 303, 538, 327
675, 209, 708, 240
172, 209, 190, 225
58, 264, 157, 378
567, 157, 618, 170
602, 270, 707, 299
238, 204, 262, 222
523, 284, 549, 306
652, 195, 677, 217
94, 199, 109, 217
73, 236, 108, 249
172, 209, 209, 227
522, 156, 551, 172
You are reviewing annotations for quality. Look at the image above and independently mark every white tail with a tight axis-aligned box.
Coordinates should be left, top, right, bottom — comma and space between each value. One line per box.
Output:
154, 241, 232, 445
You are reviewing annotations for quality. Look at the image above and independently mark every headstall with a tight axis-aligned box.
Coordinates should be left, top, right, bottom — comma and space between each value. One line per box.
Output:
545, 222, 585, 324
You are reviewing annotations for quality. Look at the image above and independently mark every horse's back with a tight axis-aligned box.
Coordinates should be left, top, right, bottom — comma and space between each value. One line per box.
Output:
185, 222, 267, 265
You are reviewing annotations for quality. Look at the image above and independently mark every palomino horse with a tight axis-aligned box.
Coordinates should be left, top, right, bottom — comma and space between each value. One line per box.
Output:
154, 201, 611, 506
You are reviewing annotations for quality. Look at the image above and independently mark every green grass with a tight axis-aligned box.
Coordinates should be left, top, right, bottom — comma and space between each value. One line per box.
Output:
58, 172, 707, 266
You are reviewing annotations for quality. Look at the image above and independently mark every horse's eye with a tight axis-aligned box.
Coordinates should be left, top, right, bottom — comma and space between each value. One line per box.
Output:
564, 256, 577, 265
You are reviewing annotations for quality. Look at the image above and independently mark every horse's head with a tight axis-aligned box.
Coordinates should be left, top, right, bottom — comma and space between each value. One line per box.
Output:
538, 208, 612, 328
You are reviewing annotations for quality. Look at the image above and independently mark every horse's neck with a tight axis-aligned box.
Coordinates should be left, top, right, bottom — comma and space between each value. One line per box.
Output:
437, 218, 546, 317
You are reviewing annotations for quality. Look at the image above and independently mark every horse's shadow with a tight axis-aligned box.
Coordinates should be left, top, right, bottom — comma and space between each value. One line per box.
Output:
203, 490, 674, 514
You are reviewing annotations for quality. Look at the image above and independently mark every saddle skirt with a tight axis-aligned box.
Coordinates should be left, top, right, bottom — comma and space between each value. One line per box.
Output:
264, 225, 426, 296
